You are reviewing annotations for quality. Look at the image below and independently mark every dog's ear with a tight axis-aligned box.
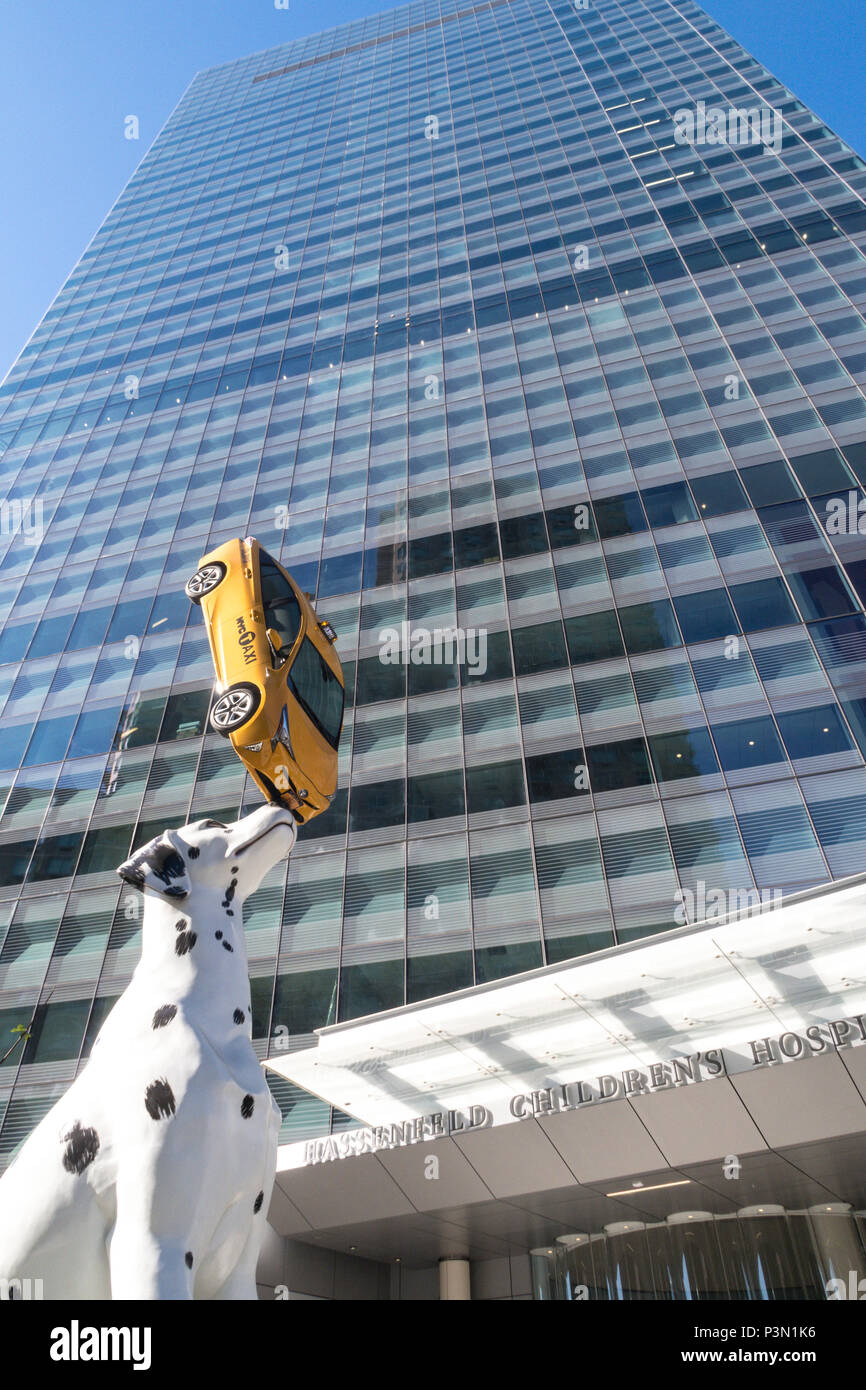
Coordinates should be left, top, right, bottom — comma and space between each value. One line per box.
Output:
117, 832, 191, 900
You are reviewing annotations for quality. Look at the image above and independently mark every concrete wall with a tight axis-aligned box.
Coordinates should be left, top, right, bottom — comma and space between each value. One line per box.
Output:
258, 1226, 531, 1300
470, 1254, 532, 1300
257, 1227, 391, 1300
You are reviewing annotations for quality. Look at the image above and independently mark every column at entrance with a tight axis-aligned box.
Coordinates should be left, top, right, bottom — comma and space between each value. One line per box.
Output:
439, 1257, 471, 1300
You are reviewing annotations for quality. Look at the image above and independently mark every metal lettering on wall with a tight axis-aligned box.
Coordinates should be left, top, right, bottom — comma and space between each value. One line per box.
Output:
301, 1014, 866, 1165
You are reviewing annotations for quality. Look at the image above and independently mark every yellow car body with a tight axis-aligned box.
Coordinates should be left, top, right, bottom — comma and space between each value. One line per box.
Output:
185, 537, 345, 824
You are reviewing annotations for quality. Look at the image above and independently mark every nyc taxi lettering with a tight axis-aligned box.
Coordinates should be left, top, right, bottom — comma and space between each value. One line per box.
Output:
236, 616, 257, 665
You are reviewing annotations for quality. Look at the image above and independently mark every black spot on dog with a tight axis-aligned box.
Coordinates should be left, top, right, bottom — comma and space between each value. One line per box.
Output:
151, 845, 187, 887
222, 940, 233, 953
145, 1078, 176, 1120
215, 930, 223, 940
241, 1094, 254, 1119
254, 1191, 264, 1214
175, 930, 197, 956
119, 839, 188, 897
226, 909, 234, 917
188, 846, 200, 859
152, 1004, 177, 1029
233, 1009, 245, 1025
185, 1251, 194, 1269
61, 1122, 100, 1176
221, 879, 238, 910
175, 919, 187, 932
232, 865, 239, 873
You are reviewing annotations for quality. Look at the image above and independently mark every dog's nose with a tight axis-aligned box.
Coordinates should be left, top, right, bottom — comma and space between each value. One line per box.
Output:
227, 806, 296, 857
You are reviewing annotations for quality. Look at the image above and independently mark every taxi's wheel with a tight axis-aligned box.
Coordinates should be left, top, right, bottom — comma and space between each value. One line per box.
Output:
209, 683, 261, 735
185, 562, 226, 603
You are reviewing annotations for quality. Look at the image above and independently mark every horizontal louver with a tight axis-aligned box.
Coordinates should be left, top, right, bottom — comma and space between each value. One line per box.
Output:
266, 1072, 330, 1143
244, 866, 286, 963
0, 1087, 66, 1161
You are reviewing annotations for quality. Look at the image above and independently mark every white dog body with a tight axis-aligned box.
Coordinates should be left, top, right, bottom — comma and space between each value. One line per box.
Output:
0, 803, 296, 1300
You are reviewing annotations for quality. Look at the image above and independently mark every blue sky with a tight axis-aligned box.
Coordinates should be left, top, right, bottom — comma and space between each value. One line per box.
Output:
1, 0, 864, 384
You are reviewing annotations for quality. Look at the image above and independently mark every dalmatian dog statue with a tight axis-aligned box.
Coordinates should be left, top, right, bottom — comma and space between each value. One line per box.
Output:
0, 802, 296, 1299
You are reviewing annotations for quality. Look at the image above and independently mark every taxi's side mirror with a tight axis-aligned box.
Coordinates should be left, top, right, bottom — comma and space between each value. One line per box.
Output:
266, 628, 287, 663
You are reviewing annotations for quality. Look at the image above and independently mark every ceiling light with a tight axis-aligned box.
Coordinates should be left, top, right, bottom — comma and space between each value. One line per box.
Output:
605, 1178, 692, 1197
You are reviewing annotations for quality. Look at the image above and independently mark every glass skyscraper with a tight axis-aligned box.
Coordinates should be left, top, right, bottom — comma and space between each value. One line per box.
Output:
2, 0, 866, 1163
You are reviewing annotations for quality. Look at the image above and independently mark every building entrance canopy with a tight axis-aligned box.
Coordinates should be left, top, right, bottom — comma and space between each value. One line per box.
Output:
268, 874, 866, 1166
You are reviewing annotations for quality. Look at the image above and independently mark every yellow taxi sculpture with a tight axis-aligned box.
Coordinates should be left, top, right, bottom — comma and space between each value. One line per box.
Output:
185, 537, 344, 823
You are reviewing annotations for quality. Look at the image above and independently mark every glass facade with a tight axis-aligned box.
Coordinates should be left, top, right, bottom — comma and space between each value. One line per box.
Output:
2, 0, 866, 1157
530, 1207, 866, 1301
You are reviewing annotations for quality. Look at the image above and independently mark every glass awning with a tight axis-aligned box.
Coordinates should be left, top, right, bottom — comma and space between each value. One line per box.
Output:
267, 873, 866, 1148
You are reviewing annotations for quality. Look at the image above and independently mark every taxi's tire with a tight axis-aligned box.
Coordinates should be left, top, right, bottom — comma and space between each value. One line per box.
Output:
185, 562, 227, 603
209, 683, 261, 736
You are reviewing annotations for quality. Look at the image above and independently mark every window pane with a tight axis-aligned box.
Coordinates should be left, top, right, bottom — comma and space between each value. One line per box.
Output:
407, 951, 473, 1003
23, 999, 91, 1064
586, 737, 653, 791
788, 447, 854, 496
739, 460, 800, 507
339, 960, 403, 1021
68, 706, 122, 760
728, 578, 798, 631
776, 704, 854, 760
67, 606, 111, 651
77, 824, 132, 876
648, 727, 720, 781
454, 522, 501, 569
465, 759, 526, 814
23, 715, 76, 767
409, 531, 453, 579
641, 481, 698, 527
711, 716, 787, 771
159, 688, 211, 742
512, 621, 568, 675
526, 747, 589, 802
619, 599, 681, 654
287, 639, 345, 747
475, 939, 542, 984
28, 831, 83, 881
593, 491, 648, 539
787, 566, 859, 622
407, 768, 465, 822
349, 778, 405, 832
29, 613, 75, 660
689, 470, 749, 517
258, 549, 303, 651
674, 589, 739, 643
356, 654, 406, 705
565, 610, 624, 663
272, 968, 337, 1035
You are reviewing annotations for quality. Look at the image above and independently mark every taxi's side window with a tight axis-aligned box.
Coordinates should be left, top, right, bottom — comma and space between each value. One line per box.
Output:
258, 551, 302, 662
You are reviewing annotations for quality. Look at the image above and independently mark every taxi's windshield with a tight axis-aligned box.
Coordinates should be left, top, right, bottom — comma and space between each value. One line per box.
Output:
258, 549, 302, 659
287, 638, 344, 749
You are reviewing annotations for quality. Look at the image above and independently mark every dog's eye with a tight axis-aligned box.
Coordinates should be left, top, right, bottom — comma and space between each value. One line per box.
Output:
200, 819, 226, 830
